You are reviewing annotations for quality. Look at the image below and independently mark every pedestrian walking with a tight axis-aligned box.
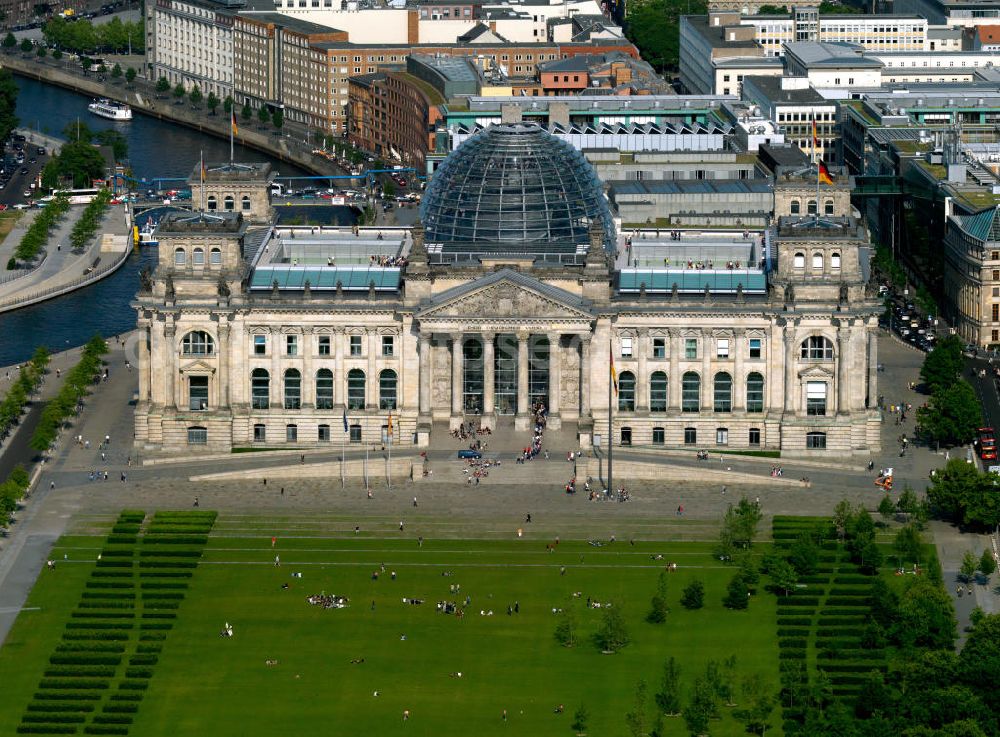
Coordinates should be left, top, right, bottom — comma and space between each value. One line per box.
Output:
50, 480, 55, 490
525, 513, 532, 523
399, 521, 404, 531
274, 555, 280, 567
722, 485, 727, 496
193, 496, 199, 507
413, 496, 418, 507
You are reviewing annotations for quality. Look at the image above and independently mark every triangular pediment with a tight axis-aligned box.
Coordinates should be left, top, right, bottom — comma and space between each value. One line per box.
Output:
179, 359, 217, 374
417, 269, 594, 321
798, 364, 834, 380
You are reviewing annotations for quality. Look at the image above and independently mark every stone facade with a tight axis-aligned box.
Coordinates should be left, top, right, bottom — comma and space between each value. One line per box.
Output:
188, 163, 275, 225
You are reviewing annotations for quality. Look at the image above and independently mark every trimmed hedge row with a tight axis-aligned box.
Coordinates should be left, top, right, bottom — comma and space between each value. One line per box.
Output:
49, 656, 122, 666
108, 694, 142, 702
817, 663, 887, 673
90, 571, 133, 579
776, 598, 822, 607
135, 644, 162, 654
16, 726, 76, 734
77, 601, 134, 609
38, 679, 109, 690
117, 680, 148, 691
141, 612, 177, 619
816, 616, 867, 626
83, 582, 134, 590
64, 623, 132, 630
105, 536, 137, 545
140, 535, 207, 546
91, 716, 132, 725
138, 560, 197, 569
81, 592, 134, 599
777, 617, 812, 627
141, 593, 183, 601
138, 549, 202, 558
33, 693, 101, 702
779, 638, 808, 649
124, 667, 153, 679
128, 654, 157, 666
826, 596, 871, 606
101, 704, 137, 714
139, 583, 187, 590
55, 644, 124, 654
778, 628, 811, 638
138, 632, 167, 642
22, 714, 85, 724
26, 703, 95, 713
778, 649, 806, 659
62, 632, 129, 642
137, 571, 192, 579
44, 666, 116, 678
83, 726, 128, 735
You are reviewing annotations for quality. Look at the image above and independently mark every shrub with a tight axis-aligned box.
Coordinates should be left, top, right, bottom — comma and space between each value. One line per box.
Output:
102, 704, 138, 714
779, 638, 808, 649
92, 715, 133, 725
61, 631, 128, 641
17, 726, 77, 734
117, 680, 148, 691
49, 655, 122, 666
83, 726, 129, 735
124, 667, 153, 678
680, 580, 705, 610
26, 702, 95, 712
44, 666, 116, 678
33, 692, 102, 701
55, 643, 124, 654
38, 679, 109, 690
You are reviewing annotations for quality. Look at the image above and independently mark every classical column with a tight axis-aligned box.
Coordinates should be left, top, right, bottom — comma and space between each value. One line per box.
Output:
636, 329, 649, 412
669, 329, 680, 411
837, 324, 851, 414
701, 328, 712, 412
301, 327, 314, 409
482, 332, 495, 416
783, 324, 797, 413
334, 328, 345, 407
516, 331, 529, 416
733, 328, 745, 412
217, 321, 230, 408
367, 329, 377, 410
867, 327, 878, 409
451, 333, 463, 416
548, 333, 561, 415
418, 333, 432, 417
138, 323, 151, 403
580, 335, 592, 418
164, 323, 177, 410
270, 329, 281, 409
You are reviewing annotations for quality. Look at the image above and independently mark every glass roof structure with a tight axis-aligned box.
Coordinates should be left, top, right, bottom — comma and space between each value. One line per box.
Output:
420, 123, 616, 254
249, 267, 401, 291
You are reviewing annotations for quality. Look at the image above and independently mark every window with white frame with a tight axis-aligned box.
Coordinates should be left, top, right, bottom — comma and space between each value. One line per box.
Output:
717, 338, 730, 359
286, 335, 298, 356
749, 338, 762, 359
620, 337, 633, 358
806, 381, 827, 416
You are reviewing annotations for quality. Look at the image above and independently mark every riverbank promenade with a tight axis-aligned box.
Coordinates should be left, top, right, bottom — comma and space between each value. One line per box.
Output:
0, 201, 130, 313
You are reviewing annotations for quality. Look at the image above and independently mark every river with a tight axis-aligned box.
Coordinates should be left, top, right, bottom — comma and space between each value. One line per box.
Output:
0, 77, 354, 366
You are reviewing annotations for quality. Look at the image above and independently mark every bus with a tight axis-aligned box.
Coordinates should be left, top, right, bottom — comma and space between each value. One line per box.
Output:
52, 188, 102, 205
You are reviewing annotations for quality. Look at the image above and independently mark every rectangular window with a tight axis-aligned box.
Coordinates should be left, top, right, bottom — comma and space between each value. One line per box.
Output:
749, 428, 761, 446
749, 338, 762, 359
806, 432, 827, 449
286, 424, 298, 442
253, 424, 266, 442
652, 427, 665, 445
993, 304, 999, 322
653, 338, 666, 359
717, 339, 730, 359
253, 335, 266, 355
187, 427, 207, 445
189, 376, 209, 411
684, 427, 697, 445
318, 336, 331, 356
621, 337, 633, 358
382, 335, 394, 356
994, 330, 999, 343
685, 338, 697, 359
349, 424, 362, 443
806, 381, 827, 416
350, 335, 362, 356
716, 428, 729, 446
318, 425, 330, 442
286, 335, 298, 356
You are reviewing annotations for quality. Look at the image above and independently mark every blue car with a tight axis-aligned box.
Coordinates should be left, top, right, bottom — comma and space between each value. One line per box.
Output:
457, 449, 482, 459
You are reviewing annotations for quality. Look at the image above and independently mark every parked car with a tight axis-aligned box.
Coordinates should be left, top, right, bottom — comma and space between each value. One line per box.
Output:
457, 449, 482, 459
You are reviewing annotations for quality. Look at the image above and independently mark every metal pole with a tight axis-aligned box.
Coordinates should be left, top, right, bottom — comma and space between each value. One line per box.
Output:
608, 338, 613, 496
341, 424, 346, 489
364, 442, 369, 490
387, 420, 392, 490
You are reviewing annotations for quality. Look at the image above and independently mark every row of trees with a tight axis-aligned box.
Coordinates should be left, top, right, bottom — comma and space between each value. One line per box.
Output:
0, 68, 17, 146
30, 336, 107, 453
917, 335, 982, 446
69, 189, 112, 251
40, 123, 112, 190
624, 0, 706, 73
41, 16, 144, 55
13, 195, 69, 262
154, 78, 288, 133
926, 457, 1000, 530
0, 464, 31, 527
0, 347, 49, 443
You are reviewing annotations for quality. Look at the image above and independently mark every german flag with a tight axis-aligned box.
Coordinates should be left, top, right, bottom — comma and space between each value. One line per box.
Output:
812, 118, 819, 151
610, 354, 618, 395
818, 161, 834, 186
387, 413, 393, 437
231, 110, 238, 136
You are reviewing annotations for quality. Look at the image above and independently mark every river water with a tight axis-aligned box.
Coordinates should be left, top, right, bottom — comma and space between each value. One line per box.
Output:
0, 77, 354, 366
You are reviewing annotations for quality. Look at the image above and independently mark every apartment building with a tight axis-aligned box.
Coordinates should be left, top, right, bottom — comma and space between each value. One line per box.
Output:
151, 0, 238, 99
895, 0, 1000, 27
742, 8, 928, 56
740, 75, 838, 163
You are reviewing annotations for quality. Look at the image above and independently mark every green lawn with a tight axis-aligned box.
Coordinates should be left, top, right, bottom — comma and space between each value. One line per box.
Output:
0, 514, 783, 737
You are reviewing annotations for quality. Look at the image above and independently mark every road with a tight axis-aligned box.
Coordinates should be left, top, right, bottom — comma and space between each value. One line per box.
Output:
0, 137, 49, 208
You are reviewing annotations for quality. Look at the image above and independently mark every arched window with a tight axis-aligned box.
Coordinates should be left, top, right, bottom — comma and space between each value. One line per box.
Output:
790, 199, 801, 215
793, 252, 805, 268
746, 372, 764, 413
650, 371, 667, 413
831, 252, 841, 269
253, 423, 266, 442
812, 252, 823, 269
618, 371, 635, 412
210, 247, 222, 265
241, 195, 251, 211
824, 199, 834, 215
347, 369, 366, 410
181, 331, 214, 355
713, 371, 732, 413
250, 368, 269, 409
806, 431, 827, 449
224, 195, 235, 211
207, 195, 217, 211
682, 371, 700, 413
807, 199, 817, 215
379, 369, 397, 410
316, 369, 333, 409
187, 426, 207, 445
284, 368, 301, 409
800, 336, 834, 360
193, 247, 205, 265
174, 247, 186, 265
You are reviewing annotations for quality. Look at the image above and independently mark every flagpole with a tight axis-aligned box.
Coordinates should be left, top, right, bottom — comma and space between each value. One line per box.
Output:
365, 441, 369, 491
607, 338, 613, 497
341, 420, 346, 490
229, 112, 234, 165
387, 414, 392, 490
813, 116, 820, 224
199, 150, 206, 212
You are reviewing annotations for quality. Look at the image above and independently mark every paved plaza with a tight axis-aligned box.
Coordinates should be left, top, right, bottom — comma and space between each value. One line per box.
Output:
0, 327, 996, 645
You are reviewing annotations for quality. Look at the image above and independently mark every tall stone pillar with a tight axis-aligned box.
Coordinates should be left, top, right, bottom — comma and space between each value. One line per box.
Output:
367, 328, 377, 410
548, 333, 561, 416
669, 329, 680, 411
783, 324, 797, 413
580, 335, 592, 418
138, 322, 151, 403
837, 324, 851, 414
516, 331, 529, 421
270, 329, 281, 409
867, 327, 878, 409
418, 333, 431, 417
451, 333, 463, 418
733, 328, 745, 412
217, 321, 230, 408
482, 332, 495, 418
164, 323, 177, 411
636, 328, 648, 412
700, 328, 712, 411
301, 326, 313, 409
334, 328, 345, 407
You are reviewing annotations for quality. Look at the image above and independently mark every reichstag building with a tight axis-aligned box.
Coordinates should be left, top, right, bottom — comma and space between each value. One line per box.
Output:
133, 123, 882, 456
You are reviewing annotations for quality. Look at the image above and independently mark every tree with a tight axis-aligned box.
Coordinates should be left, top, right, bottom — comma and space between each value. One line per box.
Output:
648, 570, 669, 624
917, 379, 982, 447
681, 579, 704, 610
96, 64, 107, 77
223, 95, 234, 114
594, 605, 629, 653
958, 612, 1000, 714
878, 494, 896, 523
858, 540, 883, 575
684, 676, 716, 737
893, 524, 923, 569
927, 458, 981, 521
257, 105, 271, 127
788, 533, 820, 575
961, 551, 978, 583
206, 91, 219, 115
49, 141, 106, 188
571, 705, 589, 735
625, 0, 707, 73
52, 48, 62, 60
979, 549, 996, 580
241, 102, 252, 124
554, 610, 576, 647
756, 3, 788, 11
718, 496, 763, 559
0, 69, 18, 144
654, 657, 681, 716
19, 38, 32, 54
63, 120, 94, 143
94, 129, 128, 161
2, 32, 15, 52
156, 76, 170, 96
769, 557, 798, 596
172, 83, 186, 104
271, 108, 283, 132
724, 572, 749, 609
897, 486, 921, 520
735, 673, 775, 735
896, 577, 957, 650
36, 45, 46, 59
624, 680, 648, 737
111, 63, 122, 81
383, 179, 397, 199
920, 334, 964, 395
125, 67, 136, 87
188, 85, 203, 108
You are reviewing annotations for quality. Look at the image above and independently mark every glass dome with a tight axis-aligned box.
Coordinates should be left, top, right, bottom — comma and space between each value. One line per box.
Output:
420, 123, 615, 253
